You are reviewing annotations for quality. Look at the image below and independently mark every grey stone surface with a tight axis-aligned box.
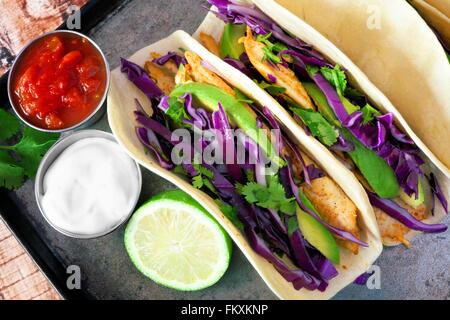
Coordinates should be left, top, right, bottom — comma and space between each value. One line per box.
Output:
10, 0, 450, 300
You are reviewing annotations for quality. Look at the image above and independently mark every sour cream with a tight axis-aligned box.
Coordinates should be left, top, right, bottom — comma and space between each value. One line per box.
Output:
41, 137, 140, 237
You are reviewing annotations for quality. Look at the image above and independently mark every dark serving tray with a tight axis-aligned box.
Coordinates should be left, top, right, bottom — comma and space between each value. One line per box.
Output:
1, 0, 449, 300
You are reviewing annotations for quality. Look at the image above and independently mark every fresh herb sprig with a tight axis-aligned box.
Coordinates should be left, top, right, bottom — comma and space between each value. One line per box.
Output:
238, 174, 296, 215
256, 33, 288, 64
0, 109, 59, 190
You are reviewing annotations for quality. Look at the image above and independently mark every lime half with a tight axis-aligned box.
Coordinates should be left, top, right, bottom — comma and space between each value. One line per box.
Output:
124, 190, 232, 291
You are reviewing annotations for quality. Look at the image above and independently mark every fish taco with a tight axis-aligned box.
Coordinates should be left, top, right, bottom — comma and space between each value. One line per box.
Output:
258, 0, 450, 175
193, 0, 449, 246
107, 30, 382, 300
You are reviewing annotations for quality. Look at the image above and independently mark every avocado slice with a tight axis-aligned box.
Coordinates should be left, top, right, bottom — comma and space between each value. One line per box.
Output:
296, 190, 340, 264
220, 23, 246, 59
303, 82, 341, 127
399, 179, 425, 208
170, 83, 285, 167
342, 129, 400, 198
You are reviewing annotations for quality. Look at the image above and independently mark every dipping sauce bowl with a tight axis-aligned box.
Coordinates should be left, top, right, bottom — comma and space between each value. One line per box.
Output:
35, 130, 142, 239
8, 30, 110, 133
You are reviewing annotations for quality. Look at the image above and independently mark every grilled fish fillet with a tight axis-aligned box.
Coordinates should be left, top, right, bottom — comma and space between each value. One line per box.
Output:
302, 177, 360, 254
240, 27, 314, 110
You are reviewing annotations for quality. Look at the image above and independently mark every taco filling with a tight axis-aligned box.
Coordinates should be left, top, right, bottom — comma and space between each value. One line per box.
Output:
202, 0, 448, 246
120, 48, 369, 291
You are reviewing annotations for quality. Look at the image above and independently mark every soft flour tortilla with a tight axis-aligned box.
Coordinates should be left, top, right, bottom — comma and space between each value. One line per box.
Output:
410, 0, 450, 47
194, 1, 449, 246
107, 30, 382, 300
270, 0, 450, 177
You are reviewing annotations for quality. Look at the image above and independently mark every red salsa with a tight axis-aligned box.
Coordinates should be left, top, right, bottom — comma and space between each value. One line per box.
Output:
11, 33, 107, 130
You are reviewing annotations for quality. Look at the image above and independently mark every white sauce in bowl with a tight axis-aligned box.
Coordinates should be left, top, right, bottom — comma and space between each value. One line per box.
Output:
41, 137, 140, 236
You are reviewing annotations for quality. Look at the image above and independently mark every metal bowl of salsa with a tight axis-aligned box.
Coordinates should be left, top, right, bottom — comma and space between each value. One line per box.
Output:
7, 30, 110, 132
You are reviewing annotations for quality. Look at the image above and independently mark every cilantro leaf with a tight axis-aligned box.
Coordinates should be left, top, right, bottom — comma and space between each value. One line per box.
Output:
291, 107, 339, 146
306, 65, 319, 76
0, 152, 25, 190
191, 164, 217, 194
215, 199, 244, 231
320, 65, 347, 96
0, 109, 21, 141
192, 175, 204, 189
239, 175, 295, 215
255, 80, 286, 96
245, 169, 255, 183
13, 128, 59, 178
0, 115, 58, 190
193, 164, 214, 179
361, 103, 381, 124
256, 32, 287, 64
166, 96, 190, 126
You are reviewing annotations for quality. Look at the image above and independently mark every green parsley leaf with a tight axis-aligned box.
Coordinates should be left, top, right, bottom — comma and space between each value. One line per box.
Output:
215, 199, 244, 231
361, 103, 381, 124
193, 164, 214, 179
291, 107, 339, 146
255, 80, 286, 96
0, 113, 59, 190
173, 165, 188, 177
256, 32, 287, 64
239, 175, 295, 215
0, 109, 21, 141
191, 164, 217, 194
320, 65, 347, 96
306, 65, 320, 76
245, 169, 255, 183
166, 96, 190, 127
0, 152, 25, 190
13, 128, 59, 178
192, 175, 204, 189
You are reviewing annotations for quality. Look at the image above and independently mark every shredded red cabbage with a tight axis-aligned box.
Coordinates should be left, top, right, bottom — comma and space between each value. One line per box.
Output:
136, 127, 173, 170
426, 173, 449, 214
153, 51, 186, 67
120, 58, 164, 100
208, 0, 329, 64
212, 103, 242, 182
354, 270, 375, 285
367, 192, 447, 233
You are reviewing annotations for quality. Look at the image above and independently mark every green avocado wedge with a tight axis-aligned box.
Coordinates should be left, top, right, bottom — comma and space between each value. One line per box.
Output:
296, 190, 340, 264
170, 83, 285, 167
342, 129, 399, 198
220, 23, 246, 59
302, 82, 399, 199
303, 82, 341, 127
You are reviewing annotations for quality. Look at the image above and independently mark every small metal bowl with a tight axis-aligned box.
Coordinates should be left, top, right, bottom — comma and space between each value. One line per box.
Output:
7, 30, 110, 133
35, 130, 142, 239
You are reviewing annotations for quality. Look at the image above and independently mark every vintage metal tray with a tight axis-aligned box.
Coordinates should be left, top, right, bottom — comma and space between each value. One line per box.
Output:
1, 0, 449, 300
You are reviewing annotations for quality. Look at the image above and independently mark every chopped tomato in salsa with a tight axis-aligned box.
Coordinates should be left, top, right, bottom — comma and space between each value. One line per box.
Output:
12, 33, 107, 129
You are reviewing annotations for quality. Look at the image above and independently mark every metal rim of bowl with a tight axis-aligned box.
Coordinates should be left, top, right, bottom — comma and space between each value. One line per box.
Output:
7, 30, 111, 133
35, 130, 142, 239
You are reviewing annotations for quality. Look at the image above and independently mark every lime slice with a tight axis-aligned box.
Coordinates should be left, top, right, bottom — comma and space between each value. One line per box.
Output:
124, 190, 232, 291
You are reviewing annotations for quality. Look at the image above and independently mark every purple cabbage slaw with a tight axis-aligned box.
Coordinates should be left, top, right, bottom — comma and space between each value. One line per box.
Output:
208, 0, 448, 231
118, 55, 378, 291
